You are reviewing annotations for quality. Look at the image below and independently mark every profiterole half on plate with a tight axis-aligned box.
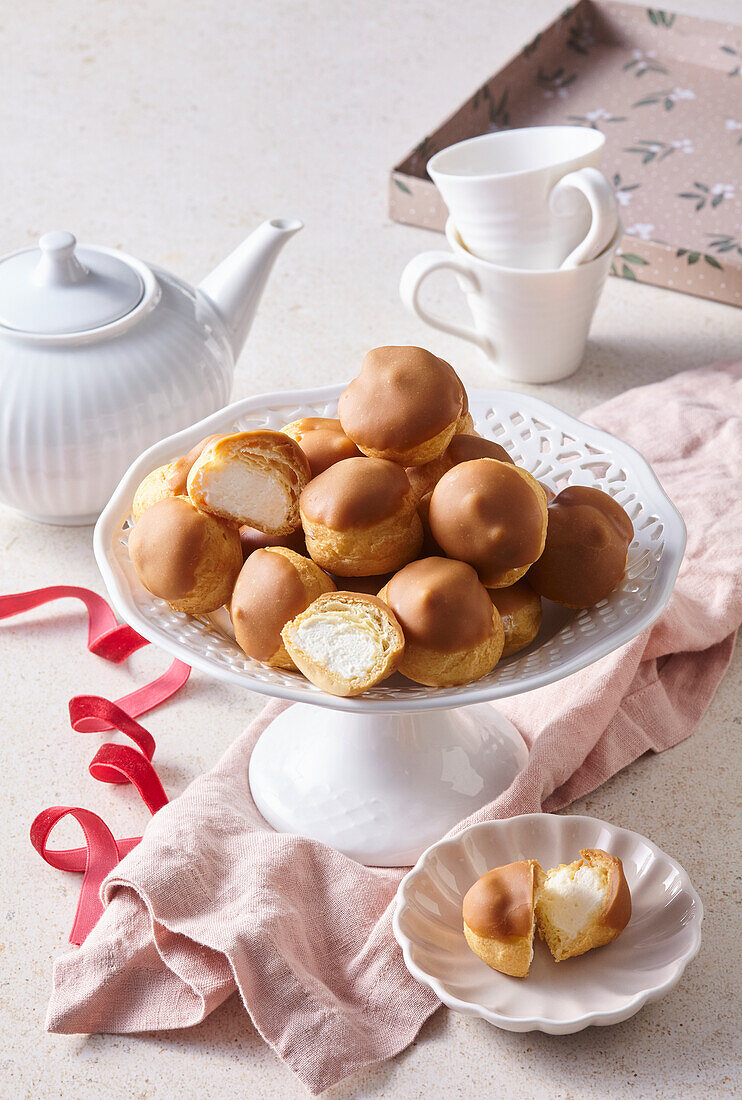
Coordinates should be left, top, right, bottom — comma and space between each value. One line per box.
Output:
462, 849, 632, 977
127, 344, 634, 696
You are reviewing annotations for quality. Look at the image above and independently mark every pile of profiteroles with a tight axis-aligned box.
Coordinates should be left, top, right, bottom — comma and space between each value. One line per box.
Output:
128, 346, 634, 697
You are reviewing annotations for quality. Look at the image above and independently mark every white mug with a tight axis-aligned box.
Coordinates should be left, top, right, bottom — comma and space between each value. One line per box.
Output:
427, 127, 618, 270
399, 218, 620, 385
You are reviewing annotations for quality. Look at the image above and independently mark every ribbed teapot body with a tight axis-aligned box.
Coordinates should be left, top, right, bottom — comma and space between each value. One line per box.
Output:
0, 269, 233, 524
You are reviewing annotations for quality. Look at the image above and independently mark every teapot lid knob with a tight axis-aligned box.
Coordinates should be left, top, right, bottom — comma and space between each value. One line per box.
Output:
39, 229, 77, 256
35, 231, 88, 287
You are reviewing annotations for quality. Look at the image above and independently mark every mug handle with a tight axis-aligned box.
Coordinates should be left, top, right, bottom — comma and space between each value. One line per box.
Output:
551, 166, 619, 269
399, 251, 494, 356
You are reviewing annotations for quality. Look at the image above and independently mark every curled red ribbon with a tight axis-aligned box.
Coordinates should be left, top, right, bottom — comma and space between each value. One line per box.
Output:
1, 586, 190, 944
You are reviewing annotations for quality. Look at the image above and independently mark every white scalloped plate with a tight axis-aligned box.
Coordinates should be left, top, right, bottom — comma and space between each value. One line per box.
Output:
393, 814, 703, 1033
94, 384, 686, 713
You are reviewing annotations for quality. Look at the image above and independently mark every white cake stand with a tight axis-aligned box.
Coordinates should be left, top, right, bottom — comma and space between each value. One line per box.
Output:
94, 384, 685, 866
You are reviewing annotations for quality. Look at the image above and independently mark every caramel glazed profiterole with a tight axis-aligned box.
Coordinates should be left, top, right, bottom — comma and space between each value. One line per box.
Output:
338, 346, 465, 466
280, 417, 362, 478
299, 456, 423, 576
406, 432, 513, 499
429, 458, 548, 588
128, 495, 243, 615
378, 557, 504, 687
462, 860, 540, 979
528, 485, 634, 608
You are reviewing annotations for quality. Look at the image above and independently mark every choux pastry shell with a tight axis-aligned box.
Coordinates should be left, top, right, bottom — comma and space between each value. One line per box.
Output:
131, 434, 222, 521
416, 492, 443, 558
187, 429, 310, 534
488, 580, 542, 657
281, 416, 361, 477
132, 463, 173, 522
454, 387, 478, 436
281, 591, 404, 697
406, 432, 513, 500
534, 849, 632, 962
238, 524, 306, 559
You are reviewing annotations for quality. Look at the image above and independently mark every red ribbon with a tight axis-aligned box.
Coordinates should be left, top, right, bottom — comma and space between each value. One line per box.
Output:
1, 586, 190, 944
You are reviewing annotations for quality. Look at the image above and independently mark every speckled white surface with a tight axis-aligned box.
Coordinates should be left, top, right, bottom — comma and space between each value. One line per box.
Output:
1, 1, 741, 1097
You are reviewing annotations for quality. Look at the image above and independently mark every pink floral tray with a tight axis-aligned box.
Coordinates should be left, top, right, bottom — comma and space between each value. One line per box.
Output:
390, 1, 742, 307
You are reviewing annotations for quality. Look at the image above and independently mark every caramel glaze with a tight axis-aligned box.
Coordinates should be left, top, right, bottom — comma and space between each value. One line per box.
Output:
463, 861, 536, 941
429, 459, 545, 585
528, 485, 633, 608
582, 849, 632, 930
338, 346, 463, 451
407, 434, 513, 497
300, 456, 411, 529
385, 557, 494, 653
165, 434, 222, 494
239, 524, 306, 559
129, 496, 209, 601
447, 433, 512, 467
285, 417, 361, 478
231, 548, 308, 661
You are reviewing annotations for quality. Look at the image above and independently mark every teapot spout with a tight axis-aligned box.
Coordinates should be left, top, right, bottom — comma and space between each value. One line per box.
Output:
198, 218, 303, 361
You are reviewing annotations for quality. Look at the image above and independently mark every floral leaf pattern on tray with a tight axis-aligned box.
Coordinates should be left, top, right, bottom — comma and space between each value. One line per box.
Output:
725, 118, 742, 144
707, 233, 742, 256
487, 88, 510, 129
677, 248, 723, 269
613, 172, 641, 206
537, 66, 578, 99
720, 44, 741, 78
678, 182, 734, 212
569, 108, 626, 127
623, 49, 668, 77
647, 9, 676, 29
393, 178, 413, 194
611, 250, 650, 280
625, 222, 659, 241
633, 86, 695, 110
566, 17, 595, 55
623, 138, 692, 164
522, 32, 541, 58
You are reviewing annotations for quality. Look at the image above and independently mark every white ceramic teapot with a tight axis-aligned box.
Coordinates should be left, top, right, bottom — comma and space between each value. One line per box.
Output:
0, 218, 302, 524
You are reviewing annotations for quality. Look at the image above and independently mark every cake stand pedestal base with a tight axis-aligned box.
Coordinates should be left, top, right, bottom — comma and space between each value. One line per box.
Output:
248, 702, 528, 866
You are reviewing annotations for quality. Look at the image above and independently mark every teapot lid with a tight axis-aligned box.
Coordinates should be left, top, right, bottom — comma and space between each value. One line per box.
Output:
0, 231, 146, 336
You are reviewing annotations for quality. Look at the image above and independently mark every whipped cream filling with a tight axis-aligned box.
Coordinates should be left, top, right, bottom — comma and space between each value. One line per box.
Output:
294, 616, 382, 679
539, 863, 604, 937
204, 465, 287, 525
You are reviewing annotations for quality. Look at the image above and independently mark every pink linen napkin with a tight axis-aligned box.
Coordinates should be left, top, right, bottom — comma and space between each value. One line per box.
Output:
46, 361, 742, 1093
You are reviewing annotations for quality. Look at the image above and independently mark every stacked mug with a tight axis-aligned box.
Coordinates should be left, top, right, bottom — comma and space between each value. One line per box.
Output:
400, 126, 620, 385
